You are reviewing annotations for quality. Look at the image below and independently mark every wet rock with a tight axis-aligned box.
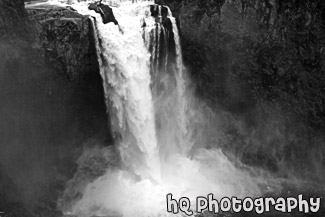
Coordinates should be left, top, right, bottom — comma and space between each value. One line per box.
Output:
150, 4, 168, 18
155, 0, 166, 5
88, 3, 118, 25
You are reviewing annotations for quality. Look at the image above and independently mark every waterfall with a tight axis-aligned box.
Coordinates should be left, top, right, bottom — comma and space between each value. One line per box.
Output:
57, 1, 276, 217
90, 3, 162, 183
86, 1, 192, 181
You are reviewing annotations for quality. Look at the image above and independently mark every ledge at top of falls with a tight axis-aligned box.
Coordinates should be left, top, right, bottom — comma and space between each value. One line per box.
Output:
26, 3, 98, 82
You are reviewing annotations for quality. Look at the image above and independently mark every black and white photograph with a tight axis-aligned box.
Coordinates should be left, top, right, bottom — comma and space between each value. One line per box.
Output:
0, 0, 324, 216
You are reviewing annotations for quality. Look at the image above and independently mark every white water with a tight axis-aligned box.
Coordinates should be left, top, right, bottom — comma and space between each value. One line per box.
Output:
48, 1, 277, 217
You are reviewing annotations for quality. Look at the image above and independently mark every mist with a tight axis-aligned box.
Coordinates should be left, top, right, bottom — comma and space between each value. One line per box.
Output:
0, 37, 109, 214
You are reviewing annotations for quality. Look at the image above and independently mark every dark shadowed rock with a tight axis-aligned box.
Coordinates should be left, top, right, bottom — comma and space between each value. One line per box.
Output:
88, 3, 118, 25
0, 2, 110, 216
0, 0, 28, 40
164, 0, 325, 182
155, 0, 166, 5
166, 0, 325, 129
28, 6, 97, 82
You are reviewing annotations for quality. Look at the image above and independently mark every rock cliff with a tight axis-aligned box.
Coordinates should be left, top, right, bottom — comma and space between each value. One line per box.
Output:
166, 0, 325, 181
27, 5, 99, 82
0, 2, 109, 216
0, 0, 28, 40
168, 0, 325, 128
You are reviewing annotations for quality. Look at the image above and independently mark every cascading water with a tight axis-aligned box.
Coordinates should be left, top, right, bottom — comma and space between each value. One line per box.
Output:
53, 1, 278, 217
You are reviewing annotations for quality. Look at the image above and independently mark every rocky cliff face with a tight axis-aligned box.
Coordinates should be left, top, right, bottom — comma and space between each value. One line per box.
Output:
166, 0, 325, 180
0, 0, 28, 40
28, 6, 99, 82
168, 0, 325, 125
0, 2, 109, 216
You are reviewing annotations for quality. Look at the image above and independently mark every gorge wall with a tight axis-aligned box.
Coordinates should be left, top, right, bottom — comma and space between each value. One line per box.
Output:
166, 0, 325, 181
167, 0, 325, 127
0, 1, 109, 216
